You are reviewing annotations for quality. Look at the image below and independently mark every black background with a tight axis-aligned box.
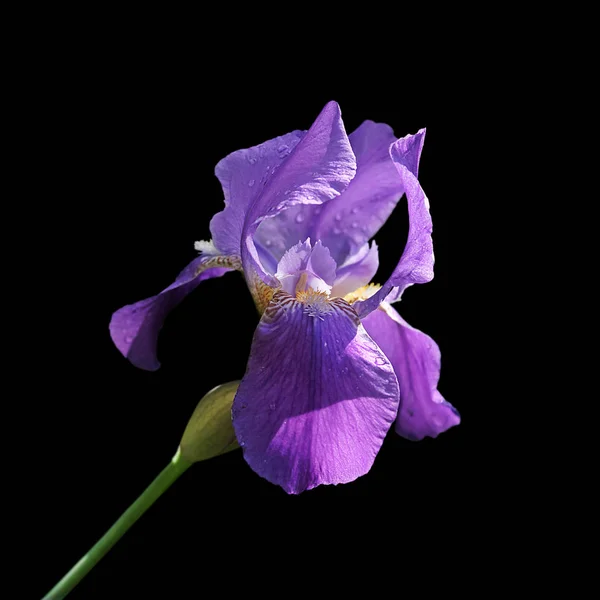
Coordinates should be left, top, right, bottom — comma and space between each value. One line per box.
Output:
28, 29, 496, 600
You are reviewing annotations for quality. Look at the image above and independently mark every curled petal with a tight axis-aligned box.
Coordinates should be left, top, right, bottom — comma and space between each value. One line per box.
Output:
355, 129, 433, 318
109, 255, 239, 370
362, 302, 460, 440
241, 101, 356, 287
232, 291, 399, 494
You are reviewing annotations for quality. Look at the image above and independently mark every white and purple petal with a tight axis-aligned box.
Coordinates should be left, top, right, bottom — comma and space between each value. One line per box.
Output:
275, 239, 337, 295
362, 302, 459, 440
354, 129, 433, 318
109, 255, 239, 371
232, 291, 399, 494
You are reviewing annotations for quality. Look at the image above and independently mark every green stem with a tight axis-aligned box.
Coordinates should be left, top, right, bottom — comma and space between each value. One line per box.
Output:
43, 447, 192, 600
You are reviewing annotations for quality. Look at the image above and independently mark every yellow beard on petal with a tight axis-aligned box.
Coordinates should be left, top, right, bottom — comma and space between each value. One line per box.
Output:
194, 255, 242, 276
343, 283, 381, 304
251, 276, 277, 314
296, 287, 333, 319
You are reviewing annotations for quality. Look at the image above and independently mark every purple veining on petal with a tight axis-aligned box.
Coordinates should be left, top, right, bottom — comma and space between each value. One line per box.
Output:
330, 241, 379, 298
109, 255, 238, 371
232, 291, 399, 494
354, 129, 433, 318
275, 239, 337, 295
241, 101, 356, 287
362, 302, 459, 440
210, 130, 306, 257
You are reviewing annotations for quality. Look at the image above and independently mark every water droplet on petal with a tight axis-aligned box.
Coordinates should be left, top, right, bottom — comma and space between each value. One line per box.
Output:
314, 206, 322, 215
351, 221, 358, 228
295, 213, 304, 223
277, 144, 290, 157
125, 335, 133, 343
375, 357, 386, 365
335, 213, 342, 222
265, 239, 272, 247
333, 227, 341, 234
248, 179, 255, 187
247, 155, 257, 165
351, 207, 359, 214
269, 402, 276, 410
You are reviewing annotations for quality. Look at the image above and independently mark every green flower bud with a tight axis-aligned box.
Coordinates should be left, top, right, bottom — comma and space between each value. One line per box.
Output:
179, 381, 240, 463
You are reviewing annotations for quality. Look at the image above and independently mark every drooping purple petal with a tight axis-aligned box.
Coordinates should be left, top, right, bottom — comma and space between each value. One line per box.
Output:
354, 129, 433, 318
254, 120, 401, 268
109, 255, 239, 370
232, 291, 399, 494
210, 130, 306, 257
330, 241, 379, 298
241, 101, 356, 287
362, 302, 459, 440
275, 239, 337, 295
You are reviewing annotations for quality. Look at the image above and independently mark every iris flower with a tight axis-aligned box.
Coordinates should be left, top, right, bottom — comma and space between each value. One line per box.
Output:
110, 101, 460, 494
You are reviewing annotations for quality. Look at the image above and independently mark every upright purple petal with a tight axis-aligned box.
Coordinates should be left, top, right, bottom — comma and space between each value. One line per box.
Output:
313, 120, 404, 264
232, 291, 399, 494
241, 101, 356, 287
210, 130, 306, 257
109, 255, 240, 370
354, 129, 433, 318
254, 120, 401, 267
362, 303, 459, 440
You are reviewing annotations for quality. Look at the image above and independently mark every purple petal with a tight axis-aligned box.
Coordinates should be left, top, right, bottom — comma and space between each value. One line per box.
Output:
241, 101, 356, 286
362, 302, 459, 440
331, 241, 379, 298
354, 129, 433, 318
314, 120, 404, 264
210, 130, 306, 257
232, 291, 399, 494
275, 239, 337, 295
254, 120, 400, 267
109, 255, 239, 371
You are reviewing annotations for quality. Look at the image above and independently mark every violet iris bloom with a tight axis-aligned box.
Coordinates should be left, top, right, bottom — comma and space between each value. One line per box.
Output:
110, 101, 460, 494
